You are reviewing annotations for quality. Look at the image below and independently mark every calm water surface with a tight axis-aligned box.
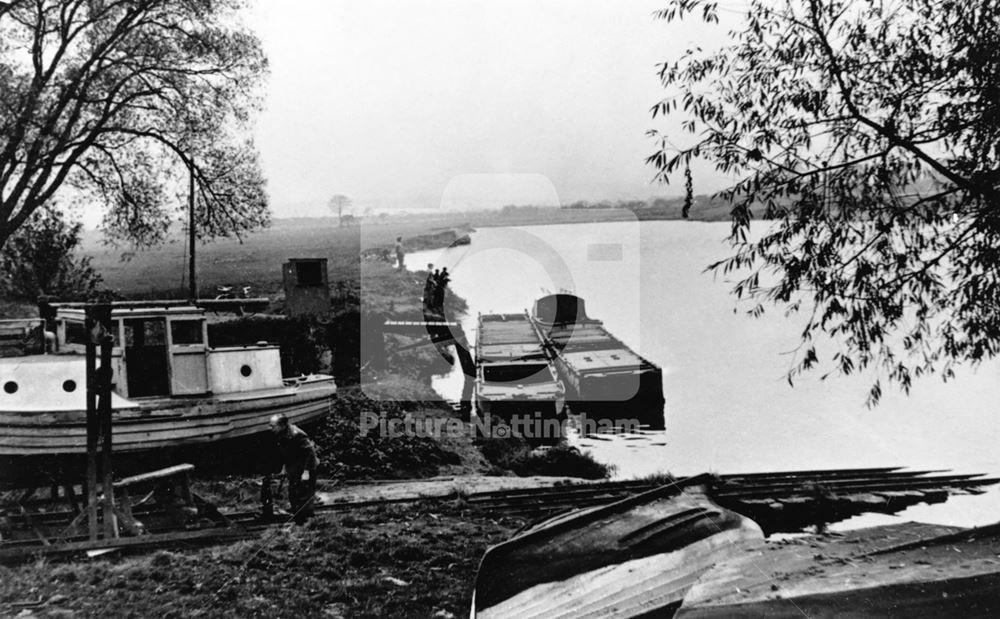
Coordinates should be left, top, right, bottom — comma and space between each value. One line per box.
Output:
409, 221, 1000, 528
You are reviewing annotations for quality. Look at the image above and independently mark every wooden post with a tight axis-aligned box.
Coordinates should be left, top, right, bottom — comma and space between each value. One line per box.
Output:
95, 304, 117, 538
188, 162, 197, 300
84, 311, 99, 541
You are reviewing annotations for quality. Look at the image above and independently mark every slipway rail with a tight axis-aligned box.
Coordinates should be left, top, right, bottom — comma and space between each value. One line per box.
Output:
0, 467, 996, 563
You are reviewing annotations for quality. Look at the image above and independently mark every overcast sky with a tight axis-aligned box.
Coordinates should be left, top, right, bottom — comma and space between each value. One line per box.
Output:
246, 0, 736, 217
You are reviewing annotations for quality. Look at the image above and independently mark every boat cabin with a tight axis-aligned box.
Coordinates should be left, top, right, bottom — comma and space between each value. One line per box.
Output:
53, 305, 283, 398
532, 293, 590, 326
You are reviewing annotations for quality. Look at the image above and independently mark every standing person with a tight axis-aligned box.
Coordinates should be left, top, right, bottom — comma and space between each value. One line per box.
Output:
427, 268, 442, 314
262, 414, 319, 523
394, 235, 405, 270
423, 263, 436, 313
433, 267, 450, 312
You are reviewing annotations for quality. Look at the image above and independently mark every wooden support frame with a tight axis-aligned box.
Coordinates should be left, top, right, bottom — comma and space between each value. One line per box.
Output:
83, 304, 117, 541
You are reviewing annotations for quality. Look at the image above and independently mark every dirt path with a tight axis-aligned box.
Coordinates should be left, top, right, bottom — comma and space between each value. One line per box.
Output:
318, 475, 590, 505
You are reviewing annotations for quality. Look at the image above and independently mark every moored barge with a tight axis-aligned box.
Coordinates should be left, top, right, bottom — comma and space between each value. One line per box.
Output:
475, 313, 565, 426
530, 293, 664, 428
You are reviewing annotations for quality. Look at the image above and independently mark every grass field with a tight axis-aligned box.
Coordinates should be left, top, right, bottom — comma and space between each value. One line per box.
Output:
79, 201, 726, 298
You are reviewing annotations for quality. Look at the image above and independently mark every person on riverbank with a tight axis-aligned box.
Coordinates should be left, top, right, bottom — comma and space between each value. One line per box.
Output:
394, 236, 405, 270
262, 413, 319, 523
432, 267, 450, 311
423, 263, 436, 313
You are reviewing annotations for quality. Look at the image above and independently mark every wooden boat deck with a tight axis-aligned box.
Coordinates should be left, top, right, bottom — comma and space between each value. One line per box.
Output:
477, 314, 546, 355
475, 314, 563, 412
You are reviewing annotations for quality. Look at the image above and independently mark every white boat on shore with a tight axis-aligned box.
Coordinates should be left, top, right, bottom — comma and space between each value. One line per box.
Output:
0, 302, 335, 482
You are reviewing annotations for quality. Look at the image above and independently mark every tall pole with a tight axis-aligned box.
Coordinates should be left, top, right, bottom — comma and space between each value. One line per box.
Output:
188, 161, 197, 300
96, 304, 116, 539
84, 311, 98, 541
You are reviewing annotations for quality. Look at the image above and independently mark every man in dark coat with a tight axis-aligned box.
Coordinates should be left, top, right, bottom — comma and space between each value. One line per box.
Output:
432, 267, 450, 311
423, 263, 436, 313
262, 413, 319, 523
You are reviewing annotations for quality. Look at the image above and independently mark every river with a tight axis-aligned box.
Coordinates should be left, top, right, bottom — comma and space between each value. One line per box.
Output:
408, 220, 1000, 528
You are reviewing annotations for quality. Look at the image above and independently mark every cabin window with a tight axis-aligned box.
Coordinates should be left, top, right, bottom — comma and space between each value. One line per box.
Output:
64, 320, 119, 346
3, 381, 17, 394
65, 321, 87, 345
63, 380, 77, 392
295, 261, 323, 287
127, 320, 166, 347
171, 320, 204, 345
240, 364, 253, 377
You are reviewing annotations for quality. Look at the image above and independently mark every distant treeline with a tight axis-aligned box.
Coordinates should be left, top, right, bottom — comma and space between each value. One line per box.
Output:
495, 195, 734, 221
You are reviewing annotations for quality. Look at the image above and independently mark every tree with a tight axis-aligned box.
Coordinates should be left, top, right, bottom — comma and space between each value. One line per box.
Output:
0, 0, 269, 251
328, 194, 352, 227
0, 204, 102, 300
649, 0, 1000, 404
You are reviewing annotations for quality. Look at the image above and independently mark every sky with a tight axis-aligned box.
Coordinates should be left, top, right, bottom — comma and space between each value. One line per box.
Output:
245, 0, 738, 217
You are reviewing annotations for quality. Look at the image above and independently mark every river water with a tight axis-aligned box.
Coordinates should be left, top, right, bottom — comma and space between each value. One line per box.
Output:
408, 221, 1000, 528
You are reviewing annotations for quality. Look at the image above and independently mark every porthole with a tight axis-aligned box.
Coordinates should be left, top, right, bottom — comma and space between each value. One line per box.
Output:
240, 364, 253, 377
3, 381, 17, 394
63, 379, 77, 393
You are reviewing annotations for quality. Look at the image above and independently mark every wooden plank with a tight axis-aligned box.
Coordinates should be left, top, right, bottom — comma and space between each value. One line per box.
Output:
718, 470, 946, 488
18, 505, 50, 546
0, 527, 253, 564
713, 474, 997, 499
115, 464, 196, 488
51, 299, 269, 312
720, 467, 903, 480
383, 320, 460, 327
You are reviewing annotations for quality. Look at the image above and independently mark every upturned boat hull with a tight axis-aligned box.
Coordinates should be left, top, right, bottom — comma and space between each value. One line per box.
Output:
472, 475, 764, 618
677, 521, 1000, 617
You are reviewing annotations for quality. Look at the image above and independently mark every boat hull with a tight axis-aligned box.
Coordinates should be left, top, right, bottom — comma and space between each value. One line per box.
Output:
475, 395, 563, 423
472, 477, 764, 618
530, 294, 665, 430
677, 522, 1000, 618
0, 377, 335, 485
475, 313, 565, 431
551, 354, 665, 429
0, 378, 335, 456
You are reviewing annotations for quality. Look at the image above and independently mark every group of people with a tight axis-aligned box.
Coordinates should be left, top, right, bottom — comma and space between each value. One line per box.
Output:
423, 264, 450, 316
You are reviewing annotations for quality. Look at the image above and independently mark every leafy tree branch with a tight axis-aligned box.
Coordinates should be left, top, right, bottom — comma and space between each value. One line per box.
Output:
651, 0, 1000, 404
0, 0, 269, 249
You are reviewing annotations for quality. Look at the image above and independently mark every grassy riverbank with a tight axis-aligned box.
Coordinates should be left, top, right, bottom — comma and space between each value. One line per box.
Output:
0, 501, 526, 618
